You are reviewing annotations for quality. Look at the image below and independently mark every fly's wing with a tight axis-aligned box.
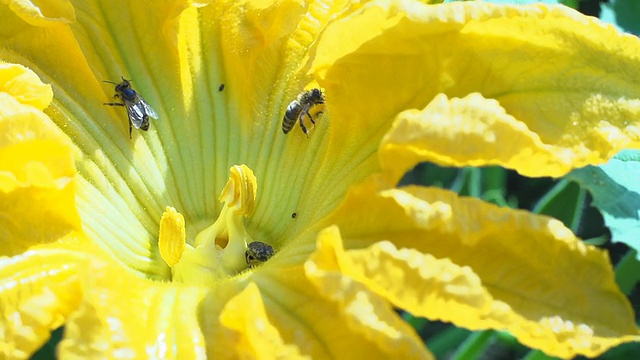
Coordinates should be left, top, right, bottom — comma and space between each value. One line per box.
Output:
123, 97, 149, 131
123, 94, 156, 131
141, 97, 159, 119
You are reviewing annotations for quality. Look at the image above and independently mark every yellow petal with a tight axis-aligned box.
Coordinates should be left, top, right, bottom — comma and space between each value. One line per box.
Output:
1, 0, 194, 279
58, 258, 212, 359
380, 93, 586, 182
0, 64, 80, 257
0, 62, 53, 110
219, 283, 305, 359
313, 2, 640, 178
318, 177, 639, 357
0, 246, 83, 359
206, 0, 354, 129
253, 265, 432, 358
4, 0, 185, 274
4, 0, 75, 26
159, 206, 186, 267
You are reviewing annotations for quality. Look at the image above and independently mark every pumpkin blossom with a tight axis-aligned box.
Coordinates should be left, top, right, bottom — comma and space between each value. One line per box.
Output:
1, 0, 639, 358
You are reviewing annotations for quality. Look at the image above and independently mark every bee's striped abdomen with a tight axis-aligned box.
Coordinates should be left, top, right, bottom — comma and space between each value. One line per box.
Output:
282, 88, 325, 137
282, 101, 302, 134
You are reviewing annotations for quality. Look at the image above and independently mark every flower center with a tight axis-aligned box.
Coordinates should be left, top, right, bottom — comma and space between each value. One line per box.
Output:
157, 165, 273, 284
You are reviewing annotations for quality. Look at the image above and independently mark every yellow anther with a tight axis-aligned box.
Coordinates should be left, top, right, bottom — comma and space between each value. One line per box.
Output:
158, 206, 186, 267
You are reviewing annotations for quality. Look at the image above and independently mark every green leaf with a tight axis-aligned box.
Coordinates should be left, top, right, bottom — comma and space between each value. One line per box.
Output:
523, 349, 562, 360
30, 327, 64, 360
600, 0, 640, 36
558, 0, 578, 9
566, 150, 640, 260
449, 330, 495, 360
426, 326, 472, 357
531, 179, 585, 233
614, 250, 640, 295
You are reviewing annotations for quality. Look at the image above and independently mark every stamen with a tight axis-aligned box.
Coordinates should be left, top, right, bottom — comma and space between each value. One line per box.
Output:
160, 165, 266, 284
218, 164, 257, 216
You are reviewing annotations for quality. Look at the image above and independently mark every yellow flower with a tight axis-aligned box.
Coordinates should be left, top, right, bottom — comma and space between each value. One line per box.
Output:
1, 0, 639, 359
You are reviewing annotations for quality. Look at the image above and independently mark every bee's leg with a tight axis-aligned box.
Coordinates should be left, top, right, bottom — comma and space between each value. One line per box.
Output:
104, 102, 125, 107
129, 119, 132, 139
298, 113, 309, 138
305, 110, 316, 125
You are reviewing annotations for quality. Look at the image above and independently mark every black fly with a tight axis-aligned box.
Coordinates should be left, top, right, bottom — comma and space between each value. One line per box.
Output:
104, 76, 158, 138
245, 241, 275, 268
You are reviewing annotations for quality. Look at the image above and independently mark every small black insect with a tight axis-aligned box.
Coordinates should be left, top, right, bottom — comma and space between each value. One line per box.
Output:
291, 212, 297, 219
282, 88, 325, 137
218, 84, 225, 92
245, 241, 275, 268
103, 76, 158, 138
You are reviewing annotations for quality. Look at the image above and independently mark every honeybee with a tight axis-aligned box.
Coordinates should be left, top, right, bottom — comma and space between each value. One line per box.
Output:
282, 88, 325, 137
103, 76, 158, 138
245, 241, 275, 268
